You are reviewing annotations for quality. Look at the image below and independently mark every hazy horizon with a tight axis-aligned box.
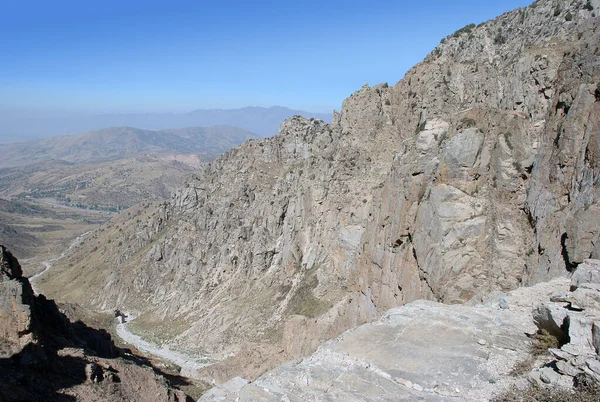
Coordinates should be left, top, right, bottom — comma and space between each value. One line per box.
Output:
0, 105, 333, 143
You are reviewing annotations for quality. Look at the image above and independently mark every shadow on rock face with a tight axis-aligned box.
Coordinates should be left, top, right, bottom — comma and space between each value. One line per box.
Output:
0, 342, 84, 402
0, 245, 194, 402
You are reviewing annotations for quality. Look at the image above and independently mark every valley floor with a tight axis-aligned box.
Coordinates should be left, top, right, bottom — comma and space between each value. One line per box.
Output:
116, 316, 214, 378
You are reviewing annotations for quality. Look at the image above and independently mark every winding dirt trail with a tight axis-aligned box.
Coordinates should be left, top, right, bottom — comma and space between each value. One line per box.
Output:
29, 230, 91, 294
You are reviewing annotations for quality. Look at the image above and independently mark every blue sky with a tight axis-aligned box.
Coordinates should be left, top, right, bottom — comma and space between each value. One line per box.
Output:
0, 0, 532, 113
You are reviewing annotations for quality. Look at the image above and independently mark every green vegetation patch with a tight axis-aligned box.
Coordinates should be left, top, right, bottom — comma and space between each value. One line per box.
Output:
531, 329, 560, 356
461, 117, 477, 129
286, 266, 332, 318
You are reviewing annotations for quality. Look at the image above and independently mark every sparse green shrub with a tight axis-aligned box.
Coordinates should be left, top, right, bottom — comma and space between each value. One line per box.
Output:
453, 23, 476, 38
554, 5, 562, 16
416, 120, 427, 134
494, 30, 506, 45
493, 374, 600, 402
436, 131, 448, 144
107, 239, 111, 244
513, 161, 522, 172
519, 9, 527, 24
595, 83, 600, 101
385, 99, 391, 105
382, 82, 389, 88
503, 132, 514, 150
461, 117, 477, 129
584, 1, 594, 11
531, 329, 559, 356
565, 12, 573, 21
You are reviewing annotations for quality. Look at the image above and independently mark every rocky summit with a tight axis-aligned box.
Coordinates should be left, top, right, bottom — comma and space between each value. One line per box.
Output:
40, 0, 600, 392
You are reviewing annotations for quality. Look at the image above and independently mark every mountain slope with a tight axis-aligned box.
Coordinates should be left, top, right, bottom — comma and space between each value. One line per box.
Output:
0, 156, 201, 211
0, 197, 104, 267
0, 126, 257, 168
42, 0, 600, 384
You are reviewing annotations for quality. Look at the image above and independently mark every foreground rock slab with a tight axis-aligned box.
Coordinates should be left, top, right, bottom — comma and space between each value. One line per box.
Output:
201, 280, 570, 401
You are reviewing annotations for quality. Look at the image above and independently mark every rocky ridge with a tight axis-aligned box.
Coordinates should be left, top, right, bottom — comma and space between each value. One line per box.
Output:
41, 0, 600, 384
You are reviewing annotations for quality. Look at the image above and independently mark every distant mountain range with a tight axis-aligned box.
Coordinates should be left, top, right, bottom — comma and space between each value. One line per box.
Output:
0, 126, 257, 168
0, 106, 332, 142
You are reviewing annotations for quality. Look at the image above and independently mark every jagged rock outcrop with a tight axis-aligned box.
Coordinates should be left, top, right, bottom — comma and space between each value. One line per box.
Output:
0, 245, 190, 402
42, 0, 600, 383
530, 259, 600, 385
0, 245, 35, 354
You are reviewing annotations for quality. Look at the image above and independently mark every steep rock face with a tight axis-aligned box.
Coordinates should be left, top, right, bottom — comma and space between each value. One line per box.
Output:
43, 0, 600, 382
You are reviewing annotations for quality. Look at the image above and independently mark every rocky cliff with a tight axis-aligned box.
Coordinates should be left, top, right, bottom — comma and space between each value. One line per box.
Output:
42, 0, 600, 383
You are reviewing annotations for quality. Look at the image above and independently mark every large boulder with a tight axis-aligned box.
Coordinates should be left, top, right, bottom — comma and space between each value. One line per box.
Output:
571, 260, 600, 290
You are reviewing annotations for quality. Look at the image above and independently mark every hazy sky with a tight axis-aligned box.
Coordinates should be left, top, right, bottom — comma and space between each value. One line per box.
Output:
1, 0, 532, 113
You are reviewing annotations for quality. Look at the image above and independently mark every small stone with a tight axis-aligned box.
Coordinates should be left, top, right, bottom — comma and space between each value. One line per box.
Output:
556, 360, 582, 377
583, 366, 600, 383
539, 367, 560, 384
550, 292, 569, 302
549, 348, 573, 361
593, 322, 600, 356
395, 377, 413, 388
571, 260, 600, 289
569, 303, 584, 311
478, 339, 487, 346
586, 358, 600, 375
413, 383, 424, 392
499, 293, 509, 309
528, 371, 544, 386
